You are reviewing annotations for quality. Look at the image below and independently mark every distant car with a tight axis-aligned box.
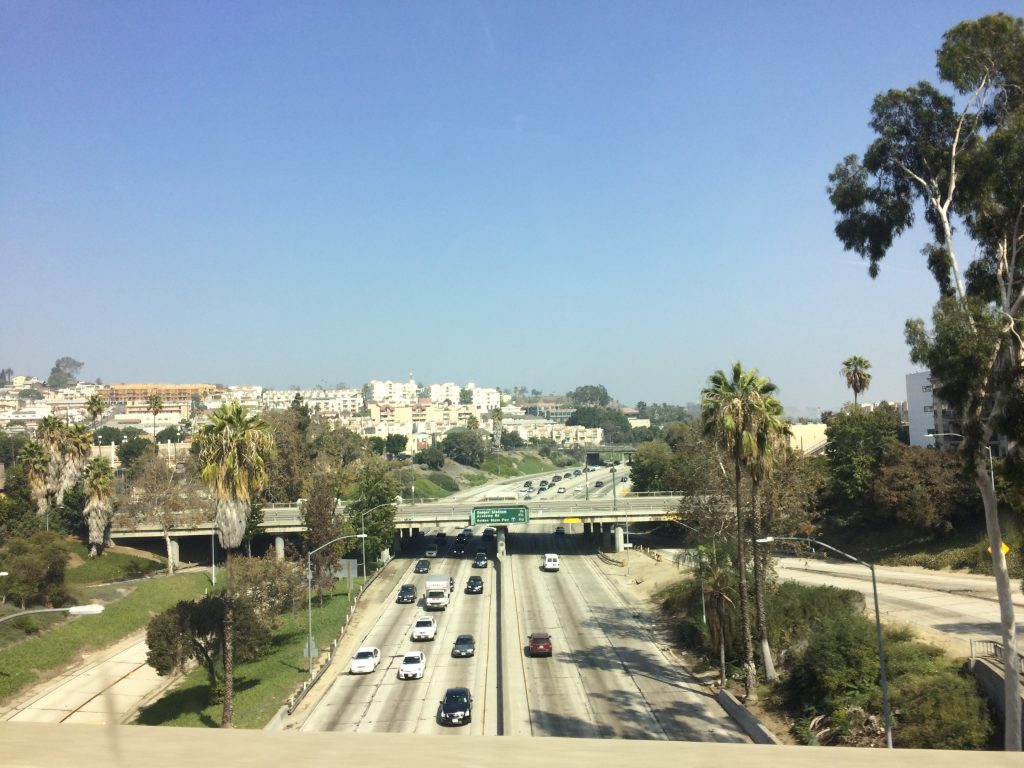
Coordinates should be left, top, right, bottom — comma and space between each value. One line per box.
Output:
554, 526, 565, 535
455, 532, 466, 543
523, 480, 533, 487
425, 544, 439, 558
528, 632, 552, 657
620, 475, 629, 483
573, 469, 582, 477
595, 480, 604, 488
415, 559, 430, 573
557, 487, 566, 494
412, 616, 437, 641
466, 575, 484, 594
350, 646, 381, 674
436, 532, 447, 542
397, 584, 417, 604
452, 634, 476, 657
473, 552, 488, 568
439, 686, 473, 726
398, 651, 426, 680
452, 543, 466, 556
552, 475, 561, 482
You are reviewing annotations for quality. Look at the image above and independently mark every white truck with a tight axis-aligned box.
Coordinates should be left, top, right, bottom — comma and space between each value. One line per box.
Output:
424, 574, 453, 611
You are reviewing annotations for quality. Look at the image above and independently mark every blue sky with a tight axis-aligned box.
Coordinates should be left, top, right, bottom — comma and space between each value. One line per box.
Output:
1, 1, 1013, 418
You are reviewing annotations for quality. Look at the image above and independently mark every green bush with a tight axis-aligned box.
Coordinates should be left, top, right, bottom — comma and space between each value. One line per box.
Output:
765, 582, 864, 655
426, 472, 459, 493
891, 667, 992, 749
66, 551, 165, 585
784, 613, 879, 712
480, 454, 518, 476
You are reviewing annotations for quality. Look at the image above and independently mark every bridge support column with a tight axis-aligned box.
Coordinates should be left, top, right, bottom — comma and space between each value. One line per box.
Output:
275, 537, 285, 560
614, 526, 625, 553
169, 538, 180, 567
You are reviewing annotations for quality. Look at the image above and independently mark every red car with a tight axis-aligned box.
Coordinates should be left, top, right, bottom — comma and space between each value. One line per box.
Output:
528, 632, 552, 657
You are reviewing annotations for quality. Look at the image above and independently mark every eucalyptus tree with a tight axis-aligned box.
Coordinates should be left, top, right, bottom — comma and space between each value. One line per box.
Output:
840, 356, 872, 407
81, 457, 115, 557
827, 13, 1023, 747
700, 362, 778, 700
195, 401, 275, 728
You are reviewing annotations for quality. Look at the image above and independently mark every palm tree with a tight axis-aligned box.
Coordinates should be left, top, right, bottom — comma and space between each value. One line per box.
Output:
82, 457, 115, 557
841, 356, 872, 407
195, 401, 275, 728
34, 417, 92, 526
61, 423, 93, 504
19, 440, 51, 525
747, 395, 789, 682
86, 393, 105, 428
146, 393, 163, 437
704, 562, 736, 690
701, 362, 774, 701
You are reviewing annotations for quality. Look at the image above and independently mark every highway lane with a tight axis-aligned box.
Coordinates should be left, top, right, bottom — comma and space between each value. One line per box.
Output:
302, 524, 744, 742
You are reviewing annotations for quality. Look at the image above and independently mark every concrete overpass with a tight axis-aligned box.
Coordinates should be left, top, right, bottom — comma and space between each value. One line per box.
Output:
108, 495, 687, 539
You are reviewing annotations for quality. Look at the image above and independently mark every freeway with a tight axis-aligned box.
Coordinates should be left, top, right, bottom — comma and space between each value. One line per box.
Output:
295, 524, 745, 742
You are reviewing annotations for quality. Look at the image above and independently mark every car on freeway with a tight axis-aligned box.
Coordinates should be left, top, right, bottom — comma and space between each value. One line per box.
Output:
554, 525, 565, 535
557, 486, 566, 494
452, 634, 476, 657
472, 552, 488, 568
397, 584, 417, 604
620, 475, 629, 483
452, 542, 466, 556
397, 651, 426, 680
425, 544, 439, 557
349, 646, 381, 674
465, 575, 484, 594
595, 480, 604, 488
436, 531, 447, 542
552, 475, 561, 482
439, 687, 473, 726
414, 559, 430, 573
412, 615, 437, 641
573, 469, 582, 477
524, 480, 533, 488
462, 527, 473, 538
528, 632, 553, 657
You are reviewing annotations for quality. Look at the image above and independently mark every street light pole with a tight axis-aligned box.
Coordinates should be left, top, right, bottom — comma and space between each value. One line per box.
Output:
351, 502, 394, 581
610, 465, 616, 511
758, 535, 893, 749
306, 533, 366, 675
0, 604, 105, 625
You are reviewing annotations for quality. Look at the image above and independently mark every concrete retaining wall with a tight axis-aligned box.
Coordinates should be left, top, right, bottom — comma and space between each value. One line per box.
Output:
714, 689, 782, 745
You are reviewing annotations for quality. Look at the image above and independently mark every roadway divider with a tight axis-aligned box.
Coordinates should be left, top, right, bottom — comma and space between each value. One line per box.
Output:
713, 689, 782, 745
596, 549, 625, 567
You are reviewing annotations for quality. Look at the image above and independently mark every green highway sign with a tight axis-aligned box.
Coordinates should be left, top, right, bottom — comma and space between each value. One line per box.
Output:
471, 506, 529, 525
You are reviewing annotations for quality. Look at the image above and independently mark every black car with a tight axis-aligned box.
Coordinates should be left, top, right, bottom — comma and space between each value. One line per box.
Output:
465, 575, 484, 594
472, 552, 487, 568
414, 559, 430, 574
452, 543, 466, 556
397, 584, 417, 604
595, 480, 604, 488
439, 686, 472, 726
452, 634, 476, 657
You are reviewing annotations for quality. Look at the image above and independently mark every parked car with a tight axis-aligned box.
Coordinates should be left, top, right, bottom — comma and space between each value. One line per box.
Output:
466, 575, 484, 594
397, 584, 417, 604
439, 687, 473, 726
397, 651, 426, 680
414, 559, 430, 573
412, 616, 437, 641
452, 634, 476, 657
473, 552, 488, 568
528, 632, 553, 657
349, 646, 381, 674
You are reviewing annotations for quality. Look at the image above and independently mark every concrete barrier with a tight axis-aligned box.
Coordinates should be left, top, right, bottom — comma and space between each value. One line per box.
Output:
713, 689, 782, 745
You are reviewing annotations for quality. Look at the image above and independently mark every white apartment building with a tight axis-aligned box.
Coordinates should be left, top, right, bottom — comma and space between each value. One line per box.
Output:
368, 377, 418, 404
428, 382, 461, 404
260, 387, 363, 415
471, 386, 501, 413
906, 371, 937, 447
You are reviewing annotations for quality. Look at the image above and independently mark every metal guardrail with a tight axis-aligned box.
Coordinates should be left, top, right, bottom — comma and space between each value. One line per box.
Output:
970, 638, 1024, 677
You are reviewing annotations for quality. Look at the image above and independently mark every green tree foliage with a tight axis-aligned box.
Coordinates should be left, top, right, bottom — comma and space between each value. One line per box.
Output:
302, 472, 346, 601
459, 388, 472, 405
18, 388, 43, 400
145, 595, 270, 701
824, 406, 899, 521
566, 406, 632, 443
0, 462, 38, 542
117, 433, 157, 478
890, 667, 993, 749
629, 440, 675, 492
45, 356, 83, 389
385, 433, 408, 457
441, 428, 486, 468
366, 436, 385, 456
155, 426, 182, 443
566, 384, 611, 407
0, 531, 71, 608
636, 402, 693, 426
500, 430, 525, 450
840, 356, 872, 406
872, 444, 980, 531
348, 456, 399, 569
312, 425, 364, 466
228, 553, 304, 626
262, 408, 314, 503
827, 13, 1024, 745
413, 444, 445, 470
0, 367, 12, 386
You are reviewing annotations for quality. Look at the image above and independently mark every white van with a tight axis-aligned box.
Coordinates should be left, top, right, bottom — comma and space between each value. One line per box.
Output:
543, 553, 560, 572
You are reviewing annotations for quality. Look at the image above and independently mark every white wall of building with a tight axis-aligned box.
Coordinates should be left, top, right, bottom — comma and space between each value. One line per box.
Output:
906, 371, 936, 447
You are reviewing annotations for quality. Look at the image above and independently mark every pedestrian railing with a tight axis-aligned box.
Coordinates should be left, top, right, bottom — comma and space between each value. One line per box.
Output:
970, 638, 1024, 677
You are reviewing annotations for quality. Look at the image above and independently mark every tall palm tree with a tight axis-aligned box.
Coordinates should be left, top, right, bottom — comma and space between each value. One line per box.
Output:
146, 393, 163, 437
61, 423, 93, 504
701, 362, 773, 700
82, 457, 115, 557
703, 562, 736, 690
19, 440, 51, 524
34, 417, 92, 526
747, 395, 789, 682
86, 393, 105, 428
195, 401, 275, 728
841, 355, 872, 407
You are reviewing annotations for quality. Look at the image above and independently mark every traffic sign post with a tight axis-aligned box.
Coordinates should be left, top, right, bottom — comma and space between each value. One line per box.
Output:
471, 505, 529, 525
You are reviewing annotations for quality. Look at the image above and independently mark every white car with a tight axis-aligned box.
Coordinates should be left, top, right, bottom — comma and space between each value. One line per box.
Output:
398, 651, 426, 680
425, 544, 439, 557
412, 615, 437, 641
557, 487, 567, 494
349, 646, 380, 674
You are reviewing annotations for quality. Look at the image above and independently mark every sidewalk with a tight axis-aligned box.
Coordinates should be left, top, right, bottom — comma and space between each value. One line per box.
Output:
0, 630, 177, 725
